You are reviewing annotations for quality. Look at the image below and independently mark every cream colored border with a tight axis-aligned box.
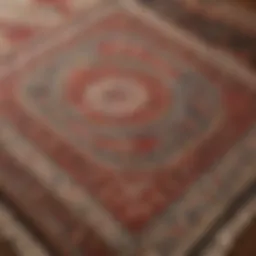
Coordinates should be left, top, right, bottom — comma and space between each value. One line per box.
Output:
1, 122, 255, 256
204, 197, 256, 256
0, 0, 114, 79
0, 202, 49, 256
184, 0, 256, 33
0, 1, 255, 255
142, 125, 256, 256
0, 121, 135, 255
119, 0, 256, 88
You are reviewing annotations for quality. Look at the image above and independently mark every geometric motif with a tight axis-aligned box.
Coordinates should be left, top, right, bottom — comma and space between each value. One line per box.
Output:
0, 0, 97, 56
2, 6, 255, 229
0, 2, 255, 255
22, 31, 221, 171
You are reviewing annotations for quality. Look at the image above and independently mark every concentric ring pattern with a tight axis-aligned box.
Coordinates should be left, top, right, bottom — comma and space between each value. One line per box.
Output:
22, 26, 221, 171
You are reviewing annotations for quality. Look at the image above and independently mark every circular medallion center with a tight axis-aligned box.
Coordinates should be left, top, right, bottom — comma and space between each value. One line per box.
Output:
84, 78, 148, 117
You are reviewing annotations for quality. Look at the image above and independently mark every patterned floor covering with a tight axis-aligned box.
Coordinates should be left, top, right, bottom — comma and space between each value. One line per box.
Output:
140, 0, 256, 72
0, 1, 90, 56
228, 217, 256, 256
0, 0, 255, 255
0, 201, 48, 256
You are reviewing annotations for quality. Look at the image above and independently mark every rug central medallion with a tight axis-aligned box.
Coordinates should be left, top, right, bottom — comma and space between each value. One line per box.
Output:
21, 23, 221, 171
1, 8, 255, 231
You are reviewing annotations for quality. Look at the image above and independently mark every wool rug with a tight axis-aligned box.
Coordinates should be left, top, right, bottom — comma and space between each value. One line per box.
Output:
139, 0, 256, 73
0, 201, 49, 256
228, 217, 256, 256
0, 0, 255, 255
0, 0, 95, 56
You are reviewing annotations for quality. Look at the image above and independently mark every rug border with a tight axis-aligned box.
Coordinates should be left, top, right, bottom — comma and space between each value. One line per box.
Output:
119, 0, 256, 87
0, 199, 50, 256
0, 149, 117, 255
0, 0, 255, 255
188, 183, 256, 256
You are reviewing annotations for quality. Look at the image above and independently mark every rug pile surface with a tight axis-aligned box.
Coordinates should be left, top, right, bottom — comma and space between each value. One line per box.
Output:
0, 202, 48, 256
0, 0, 255, 255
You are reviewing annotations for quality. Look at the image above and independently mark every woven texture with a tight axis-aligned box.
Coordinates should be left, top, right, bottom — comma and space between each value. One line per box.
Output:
140, 0, 256, 72
0, 1, 255, 255
0, 202, 48, 256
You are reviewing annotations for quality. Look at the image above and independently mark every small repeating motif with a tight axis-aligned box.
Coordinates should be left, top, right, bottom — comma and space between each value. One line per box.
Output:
0, 2, 255, 255
1, 118, 255, 256
0, 202, 49, 256
20, 28, 221, 171
0, 147, 118, 255
1, 4, 256, 234
0, 0, 101, 56
0, 121, 135, 255
142, 126, 256, 255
